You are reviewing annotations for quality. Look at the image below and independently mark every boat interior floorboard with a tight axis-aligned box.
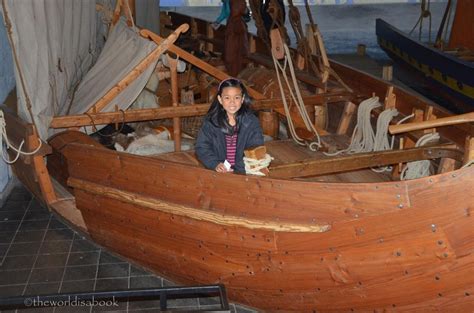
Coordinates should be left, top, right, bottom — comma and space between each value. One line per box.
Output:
152, 135, 393, 183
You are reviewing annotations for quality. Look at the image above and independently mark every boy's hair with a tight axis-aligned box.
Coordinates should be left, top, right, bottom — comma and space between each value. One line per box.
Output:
207, 78, 253, 135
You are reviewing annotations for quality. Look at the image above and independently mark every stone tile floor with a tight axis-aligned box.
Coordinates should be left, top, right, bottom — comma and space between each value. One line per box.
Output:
0, 184, 258, 313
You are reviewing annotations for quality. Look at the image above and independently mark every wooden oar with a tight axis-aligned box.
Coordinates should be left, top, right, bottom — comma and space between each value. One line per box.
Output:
389, 112, 474, 134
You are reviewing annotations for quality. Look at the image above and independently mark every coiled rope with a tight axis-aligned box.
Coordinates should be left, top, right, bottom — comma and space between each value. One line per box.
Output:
401, 132, 440, 180
0, 110, 42, 164
244, 154, 274, 176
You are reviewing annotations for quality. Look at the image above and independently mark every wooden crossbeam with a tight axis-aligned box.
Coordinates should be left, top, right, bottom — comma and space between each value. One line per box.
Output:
269, 145, 463, 179
87, 24, 189, 113
389, 112, 474, 135
140, 29, 266, 100
51, 92, 352, 129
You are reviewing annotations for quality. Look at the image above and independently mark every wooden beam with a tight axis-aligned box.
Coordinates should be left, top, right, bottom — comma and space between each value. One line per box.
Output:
269, 145, 463, 179
168, 55, 181, 152
140, 29, 266, 100
88, 24, 189, 113
389, 112, 474, 135
464, 136, 474, 166
336, 101, 356, 135
51, 92, 352, 129
246, 53, 325, 89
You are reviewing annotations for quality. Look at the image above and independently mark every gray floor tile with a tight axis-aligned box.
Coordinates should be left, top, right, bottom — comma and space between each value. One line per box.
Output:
97, 263, 129, 279
130, 265, 152, 277
59, 279, 96, 293
0, 231, 15, 244
29, 267, 65, 284
28, 199, 48, 211
1, 254, 36, 270
63, 265, 98, 281
23, 210, 52, 221
94, 278, 128, 291
0, 221, 21, 232
70, 239, 100, 253
0, 210, 25, 221
6, 190, 32, 202
34, 253, 69, 268
39, 241, 72, 254
0, 284, 26, 296
67, 251, 100, 267
99, 251, 126, 265
13, 230, 47, 243
48, 218, 69, 230
7, 242, 41, 256
18, 219, 50, 232
129, 276, 162, 289
0, 200, 28, 211
43, 228, 75, 242
0, 269, 30, 285
24, 281, 61, 295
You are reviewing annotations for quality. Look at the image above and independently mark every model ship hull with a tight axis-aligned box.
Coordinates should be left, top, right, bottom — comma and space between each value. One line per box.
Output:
50, 135, 474, 312
376, 18, 474, 113
4, 9, 474, 313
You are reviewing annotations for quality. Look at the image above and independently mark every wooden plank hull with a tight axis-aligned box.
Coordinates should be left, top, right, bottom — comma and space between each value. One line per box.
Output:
56, 141, 474, 312
376, 19, 474, 114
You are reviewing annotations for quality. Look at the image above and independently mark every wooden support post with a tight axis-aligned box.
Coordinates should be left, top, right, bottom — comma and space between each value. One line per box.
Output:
423, 105, 437, 133
384, 86, 396, 110
206, 23, 214, 52
306, 24, 316, 55
357, 44, 366, 56
259, 111, 279, 139
382, 64, 393, 81
191, 18, 198, 38
463, 136, 474, 166
336, 101, 356, 135
249, 37, 256, 54
314, 105, 327, 130
168, 55, 181, 152
437, 157, 457, 174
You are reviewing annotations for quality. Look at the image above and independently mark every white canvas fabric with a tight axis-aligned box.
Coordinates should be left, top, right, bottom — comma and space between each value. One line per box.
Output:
67, 18, 158, 134
1, 0, 158, 139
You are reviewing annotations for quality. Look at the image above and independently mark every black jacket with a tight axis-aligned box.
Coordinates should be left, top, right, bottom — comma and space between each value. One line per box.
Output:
195, 112, 264, 173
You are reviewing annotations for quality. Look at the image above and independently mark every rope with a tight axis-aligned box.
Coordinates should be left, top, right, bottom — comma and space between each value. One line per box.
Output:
85, 109, 126, 136
244, 154, 274, 176
324, 97, 399, 171
271, 44, 322, 150
0, 110, 42, 164
400, 132, 440, 180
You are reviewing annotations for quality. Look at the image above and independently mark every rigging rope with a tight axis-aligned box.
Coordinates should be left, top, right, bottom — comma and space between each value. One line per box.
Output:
0, 111, 42, 164
401, 132, 440, 180
271, 43, 322, 150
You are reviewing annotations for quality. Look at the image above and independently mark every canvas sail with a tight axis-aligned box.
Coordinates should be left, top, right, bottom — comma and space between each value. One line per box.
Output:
1, 0, 158, 139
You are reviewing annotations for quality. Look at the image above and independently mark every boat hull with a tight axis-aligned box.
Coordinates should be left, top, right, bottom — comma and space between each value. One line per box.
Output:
53, 139, 474, 312
376, 19, 474, 113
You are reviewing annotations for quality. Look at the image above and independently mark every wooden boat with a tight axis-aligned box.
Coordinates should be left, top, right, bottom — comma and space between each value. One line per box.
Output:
2, 2, 474, 312
376, 0, 474, 113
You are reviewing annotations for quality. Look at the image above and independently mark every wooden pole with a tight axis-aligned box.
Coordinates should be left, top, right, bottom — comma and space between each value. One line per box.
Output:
51, 92, 352, 129
140, 29, 266, 100
87, 24, 189, 113
389, 112, 474, 134
168, 55, 181, 152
